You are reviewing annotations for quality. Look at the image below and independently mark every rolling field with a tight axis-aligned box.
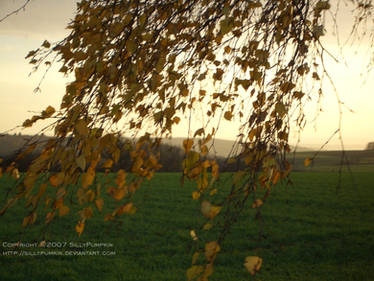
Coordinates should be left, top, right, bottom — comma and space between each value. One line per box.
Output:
0, 171, 373, 281
288, 150, 374, 172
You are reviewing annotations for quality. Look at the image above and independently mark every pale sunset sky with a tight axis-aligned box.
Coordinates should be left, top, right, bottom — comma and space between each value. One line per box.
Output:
0, 0, 373, 150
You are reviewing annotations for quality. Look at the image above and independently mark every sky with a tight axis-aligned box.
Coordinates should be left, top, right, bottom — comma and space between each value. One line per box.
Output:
0, 0, 373, 150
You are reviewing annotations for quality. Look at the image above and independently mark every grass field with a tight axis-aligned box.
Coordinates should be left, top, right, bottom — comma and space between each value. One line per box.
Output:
288, 150, 374, 172
0, 171, 373, 281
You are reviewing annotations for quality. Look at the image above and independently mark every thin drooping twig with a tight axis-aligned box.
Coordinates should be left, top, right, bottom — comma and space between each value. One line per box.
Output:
0, 0, 32, 23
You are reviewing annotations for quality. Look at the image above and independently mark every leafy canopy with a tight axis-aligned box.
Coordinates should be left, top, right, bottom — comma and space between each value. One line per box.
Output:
1, 0, 372, 279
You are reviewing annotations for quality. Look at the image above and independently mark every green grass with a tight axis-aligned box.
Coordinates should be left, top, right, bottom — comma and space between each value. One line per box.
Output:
0, 172, 374, 281
288, 150, 374, 172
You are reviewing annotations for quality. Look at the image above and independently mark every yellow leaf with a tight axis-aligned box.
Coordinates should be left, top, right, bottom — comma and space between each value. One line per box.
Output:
59, 205, 70, 217
190, 230, 198, 241
192, 252, 200, 264
95, 198, 104, 212
22, 216, 30, 228
24, 173, 38, 189
183, 151, 200, 173
24, 212, 37, 227
304, 157, 312, 167
183, 139, 193, 153
272, 170, 281, 185
54, 198, 63, 209
104, 214, 114, 221
117, 202, 136, 215
102, 159, 113, 169
201, 200, 211, 216
115, 169, 127, 188
107, 186, 127, 201
203, 222, 213, 230
142, 32, 153, 42
139, 13, 147, 26
244, 256, 263, 275
81, 167, 95, 189
205, 241, 220, 262
192, 191, 200, 200
209, 205, 222, 219
75, 221, 85, 237
194, 128, 204, 137
201, 263, 214, 280
126, 40, 137, 55
76, 154, 86, 171
186, 265, 204, 281
45, 211, 55, 224
75, 119, 89, 137
209, 189, 217, 196
49, 172, 64, 187
85, 189, 95, 201
201, 200, 222, 219
42, 105, 55, 118
11, 168, 20, 179
82, 206, 93, 219
251, 199, 263, 208
201, 145, 208, 156
123, 14, 133, 25
211, 161, 219, 179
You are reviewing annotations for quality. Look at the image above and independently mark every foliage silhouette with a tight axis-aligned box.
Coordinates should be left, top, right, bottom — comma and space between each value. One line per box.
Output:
1, 0, 373, 278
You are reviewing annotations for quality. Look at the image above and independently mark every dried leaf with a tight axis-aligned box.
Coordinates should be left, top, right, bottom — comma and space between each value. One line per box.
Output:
201, 200, 222, 219
190, 230, 198, 241
192, 191, 200, 200
75, 221, 85, 236
95, 198, 104, 212
186, 265, 204, 281
304, 157, 312, 167
183, 139, 193, 153
244, 256, 262, 275
59, 205, 70, 217
205, 241, 220, 261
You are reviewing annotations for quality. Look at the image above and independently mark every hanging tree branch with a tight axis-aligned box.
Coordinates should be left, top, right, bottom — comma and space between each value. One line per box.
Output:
0, 0, 32, 23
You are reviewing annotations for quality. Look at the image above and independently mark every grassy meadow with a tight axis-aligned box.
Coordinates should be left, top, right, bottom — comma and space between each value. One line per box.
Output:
0, 170, 373, 281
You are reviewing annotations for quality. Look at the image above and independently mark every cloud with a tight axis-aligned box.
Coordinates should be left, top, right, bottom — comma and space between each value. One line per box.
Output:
0, 0, 77, 40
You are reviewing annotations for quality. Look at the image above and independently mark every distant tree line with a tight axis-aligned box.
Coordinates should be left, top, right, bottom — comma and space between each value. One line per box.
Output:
0, 135, 283, 174
0, 139, 239, 173
366, 142, 374, 151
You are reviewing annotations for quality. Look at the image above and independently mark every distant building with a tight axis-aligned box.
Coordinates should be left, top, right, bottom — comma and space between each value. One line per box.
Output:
366, 142, 374, 150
